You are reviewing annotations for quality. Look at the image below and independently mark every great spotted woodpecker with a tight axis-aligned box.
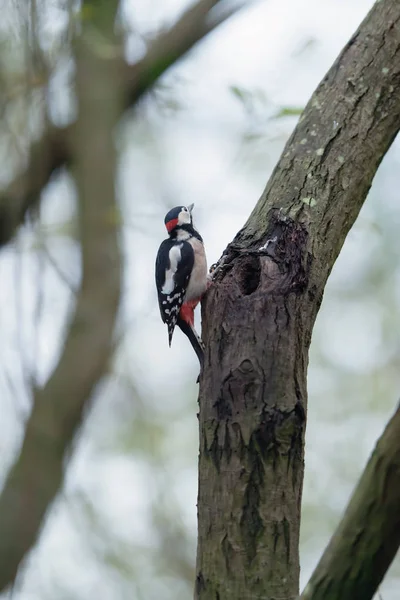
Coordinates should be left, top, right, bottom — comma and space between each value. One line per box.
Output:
155, 204, 207, 367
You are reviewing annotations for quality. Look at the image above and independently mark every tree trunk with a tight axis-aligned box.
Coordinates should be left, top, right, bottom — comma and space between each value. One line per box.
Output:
197, 215, 311, 600
195, 1, 400, 598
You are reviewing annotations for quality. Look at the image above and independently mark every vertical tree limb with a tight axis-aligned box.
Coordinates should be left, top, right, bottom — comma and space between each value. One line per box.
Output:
0, 2, 122, 591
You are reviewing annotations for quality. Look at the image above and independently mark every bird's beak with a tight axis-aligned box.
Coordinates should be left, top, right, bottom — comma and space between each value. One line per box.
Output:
187, 203, 194, 213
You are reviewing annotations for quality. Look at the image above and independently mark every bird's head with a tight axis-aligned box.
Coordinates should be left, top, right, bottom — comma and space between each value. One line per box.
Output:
164, 204, 194, 234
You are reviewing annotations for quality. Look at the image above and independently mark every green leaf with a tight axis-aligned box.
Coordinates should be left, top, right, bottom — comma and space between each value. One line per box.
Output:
273, 106, 304, 119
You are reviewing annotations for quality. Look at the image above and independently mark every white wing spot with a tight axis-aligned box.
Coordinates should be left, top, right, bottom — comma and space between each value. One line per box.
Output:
170, 292, 182, 301
162, 244, 183, 295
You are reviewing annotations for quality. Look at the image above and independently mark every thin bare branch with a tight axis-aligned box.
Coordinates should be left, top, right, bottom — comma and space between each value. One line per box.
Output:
41, 243, 78, 293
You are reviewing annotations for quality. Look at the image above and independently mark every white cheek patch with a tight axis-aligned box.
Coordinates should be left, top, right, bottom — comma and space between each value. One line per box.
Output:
161, 244, 182, 294
177, 209, 191, 226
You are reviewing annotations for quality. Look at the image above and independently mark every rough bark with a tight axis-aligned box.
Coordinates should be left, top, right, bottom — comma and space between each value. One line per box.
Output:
301, 404, 400, 600
0, 2, 122, 591
196, 1, 400, 598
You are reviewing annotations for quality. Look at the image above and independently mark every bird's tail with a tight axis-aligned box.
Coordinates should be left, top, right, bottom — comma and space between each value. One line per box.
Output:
177, 315, 204, 368
168, 320, 175, 347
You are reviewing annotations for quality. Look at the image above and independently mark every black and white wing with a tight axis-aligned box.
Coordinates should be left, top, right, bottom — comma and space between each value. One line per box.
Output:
155, 239, 194, 345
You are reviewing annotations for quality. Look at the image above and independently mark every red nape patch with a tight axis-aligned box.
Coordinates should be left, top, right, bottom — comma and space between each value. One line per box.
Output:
179, 303, 195, 327
166, 218, 179, 233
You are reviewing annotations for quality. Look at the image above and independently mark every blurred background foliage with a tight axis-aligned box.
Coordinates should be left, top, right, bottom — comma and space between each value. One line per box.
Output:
0, 0, 399, 598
